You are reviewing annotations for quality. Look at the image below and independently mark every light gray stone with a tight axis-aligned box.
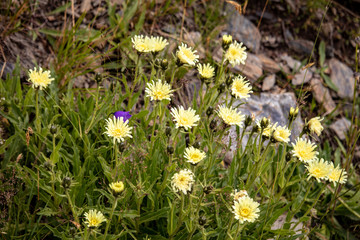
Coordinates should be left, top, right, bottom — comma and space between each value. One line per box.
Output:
262, 74, 276, 91
310, 78, 336, 113
225, 93, 303, 154
292, 69, 313, 85
330, 117, 352, 140
328, 58, 355, 99
257, 54, 281, 73
280, 54, 301, 71
226, 11, 261, 53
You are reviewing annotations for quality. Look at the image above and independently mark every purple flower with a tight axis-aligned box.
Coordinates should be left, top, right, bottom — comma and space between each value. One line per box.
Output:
113, 111, 132, 122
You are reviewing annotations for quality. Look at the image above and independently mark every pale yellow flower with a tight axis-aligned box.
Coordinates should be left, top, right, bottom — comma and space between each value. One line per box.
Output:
327, 163, 347, 185
84, 210, 106, 228
171, 169, 195, 194
170, 106, 200, 130
291, 138, 318, 163
307, 117, 324, 136
232, 196, 260, 224
225, 41, 247, 66
222, 35, 233, 45
109, 181, 125, 194
104, 116, 133, 143
197, 63, 215, 79
306, 158, 331, 182
231, 76, 253, 100
131, 35, 151, 53
184, 146, 206, 164
145, 80, 173, 101
149, 36, 168, 52
28, 67, 54, 90
231, 189, 248, 202
273, 125, 291, 143
176, 43, 199, 66
261, 122, 277, 138
217, 105, 245, 127
290, 107, 299, 116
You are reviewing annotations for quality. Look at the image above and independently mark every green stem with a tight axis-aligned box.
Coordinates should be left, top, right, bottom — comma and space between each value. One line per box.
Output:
35, 89, 41, 132
85, 86, 100, 134
65, 190, 79, 225
103, 198, 118, 240
170, 194, 185, 238
226, 215, 235, 238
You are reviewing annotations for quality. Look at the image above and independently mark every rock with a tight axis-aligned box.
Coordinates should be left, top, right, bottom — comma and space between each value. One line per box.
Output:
330, 117, 351, 140
225, 93, 303, 153
270, 213, 305, 240
0, 62, 15, 79
262, 74, 276, 91
234, 53, 263, 81
227, 11, 261, 53
288, 39, 313, 55
310, 78, 336, 113
183, 31, 205, 58
280, 54, 301, 70
292, 69, 313, 85
257, 54, 281, 73
328, 58, 355, 99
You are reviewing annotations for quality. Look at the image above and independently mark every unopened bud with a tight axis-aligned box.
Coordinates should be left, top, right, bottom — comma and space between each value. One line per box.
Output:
154, 59, 162, 70
118, 142, 126, 152
95, 73, 102, 84
193, 141, 200, 149
210, 119, 217, 130
206, 106, 214, 117
225, 75, 232, 87
286, 152, 292, 162
50, 124, 58, 135
198, 216, 207, 226
203, 185, 213, 194
260, 117, 270, 129
43, 161, 52, 171
222, 35, 232, 50
167, 146, 174, 154
218, 83, 226, 94
185, 134, 190, 147
161, 59, 168, 71
62, 177, 71, 189
165, 126, 172, 137
244, 115, 252, 128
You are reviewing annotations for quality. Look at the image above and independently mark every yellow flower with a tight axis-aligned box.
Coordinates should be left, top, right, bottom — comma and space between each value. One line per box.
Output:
307, 117, 324, 136
306, 158, 331, 182
131, 35, 151, 53
184, 146, 206, 164
231, 76, 253, 100
104, 116, 133, 143
170, 106, 200, 130
28, 67, 54, 90
149, 36, 168, 52
327, 163, 347, 185
231, 189, 248, 202
225, 41, 247, 66
84, 210, 106, 228
171, 169, 195, 194
217, 105, 245, 127
197, 63, 215, 79
273, 125, 291, 143
145, 80, 173, 101
109, 181, 125, 194
176, 43, 199, 66
290, 107, 299, 116
222, 35, 233, 45
291, 138, 318, 163
232, 196, 260, 224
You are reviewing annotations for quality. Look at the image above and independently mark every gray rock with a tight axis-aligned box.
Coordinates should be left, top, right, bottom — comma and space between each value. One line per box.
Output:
257, 54, 281, 73
292, 69, 313, 85
262, 74, 276, 91
288, 39, 313, 55
328, 58, 355, 99
330, 117, 351, 140
310, 78, 336, 113
280, 54, 301, 71
234, 53, 263, 81
227, 11, 261, 53
225, 93, 303, 154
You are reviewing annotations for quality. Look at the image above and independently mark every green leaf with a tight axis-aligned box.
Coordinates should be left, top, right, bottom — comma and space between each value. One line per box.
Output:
319, 41, 326, 67
139, 207, 170, 224
321, 72, 339, 92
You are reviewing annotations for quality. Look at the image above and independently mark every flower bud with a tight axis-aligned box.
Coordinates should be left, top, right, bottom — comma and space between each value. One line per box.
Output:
286, 152, 292, 162
154, 58, 162, 70
206, 106, 214, 117
288, 106, 299, 121
165, 126, 172, 137
193, 141, 201, 149
167, 146, 174, 155
203, 185, 213, 194
218, 83, 226, 94
252, 124, 260, 133
210, 119, 217, 130
43, 161, 53, 171
225, 75, 232, 87
62, 177, 71, 189
109, 181, 125, 197
161, 59, 169, 71
222, 35, 232, 50
244, 115, 252, 128
50, 124, 58, 135
198, 216, 207, 226
95, 73, 102, 84
260, 117, 270, 129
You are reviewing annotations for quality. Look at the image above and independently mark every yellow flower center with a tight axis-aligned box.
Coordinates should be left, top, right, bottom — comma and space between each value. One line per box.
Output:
90, 218, 100, 226
112, 128, 125, 137
240, 207, 250, 217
